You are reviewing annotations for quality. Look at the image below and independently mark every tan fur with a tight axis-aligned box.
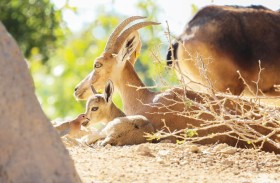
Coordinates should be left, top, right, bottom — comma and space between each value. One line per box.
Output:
83, 81, 154, 146
177, 42, 243, 94
85, 94, 126, 124
74, 17, 279, 153
54, 114, 90, 138
171, 5, 280, 95
99, 115, 154, 146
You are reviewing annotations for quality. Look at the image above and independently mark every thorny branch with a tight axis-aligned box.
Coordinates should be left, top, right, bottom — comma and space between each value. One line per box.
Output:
139, 24, 280, 151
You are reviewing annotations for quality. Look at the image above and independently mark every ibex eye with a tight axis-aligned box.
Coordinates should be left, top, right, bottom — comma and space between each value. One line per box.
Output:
94, 62, 102, 68
91, 107, 99, 111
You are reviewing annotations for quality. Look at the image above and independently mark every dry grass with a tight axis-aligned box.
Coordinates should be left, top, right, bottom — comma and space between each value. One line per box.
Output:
140, 23, 280, 152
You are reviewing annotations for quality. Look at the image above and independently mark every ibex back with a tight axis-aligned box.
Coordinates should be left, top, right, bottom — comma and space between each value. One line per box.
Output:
167, 5, 280, 95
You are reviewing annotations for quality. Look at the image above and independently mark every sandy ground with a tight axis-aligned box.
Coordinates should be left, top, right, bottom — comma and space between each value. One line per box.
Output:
67, 142, 280, 183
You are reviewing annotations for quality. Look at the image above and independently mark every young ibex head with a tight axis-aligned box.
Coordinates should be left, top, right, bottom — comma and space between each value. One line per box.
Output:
84, 80, 125, 126
74, 16, 160, 100
82, 80, 154, 146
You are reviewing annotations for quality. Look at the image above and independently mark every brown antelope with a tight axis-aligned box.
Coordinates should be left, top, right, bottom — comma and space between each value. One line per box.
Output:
84, 80, 154, 146
56, 80, 154, 146
74, 16, 279, 153
167, 5, 280, 95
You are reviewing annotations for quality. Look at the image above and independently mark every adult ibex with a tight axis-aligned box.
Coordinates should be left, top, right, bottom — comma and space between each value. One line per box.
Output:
167, 5, 280, 95
74, 16, 195, 132
74, 16, 279, 153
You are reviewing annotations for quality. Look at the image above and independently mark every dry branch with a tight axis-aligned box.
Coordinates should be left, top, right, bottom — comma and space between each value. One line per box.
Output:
141, 24, 280, 152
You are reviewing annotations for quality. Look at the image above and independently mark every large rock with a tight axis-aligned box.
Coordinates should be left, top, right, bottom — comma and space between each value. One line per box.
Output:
0, 22, 81, 182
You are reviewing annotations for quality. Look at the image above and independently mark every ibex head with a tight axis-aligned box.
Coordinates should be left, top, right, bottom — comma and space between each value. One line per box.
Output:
84, 80, 115, 125
74, 16, 160, 100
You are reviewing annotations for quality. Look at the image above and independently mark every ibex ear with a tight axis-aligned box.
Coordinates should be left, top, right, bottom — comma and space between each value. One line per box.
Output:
129, 40, 142, 66
104, 80, 114, 103
117, 31, 140, 63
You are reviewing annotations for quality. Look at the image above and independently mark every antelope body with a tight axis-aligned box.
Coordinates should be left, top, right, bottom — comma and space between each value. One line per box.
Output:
74, 16, 279, 153
167, 5, 280, 95
55, 80, 154, 146
84, 80, 154, 146
74, 17, 194, 132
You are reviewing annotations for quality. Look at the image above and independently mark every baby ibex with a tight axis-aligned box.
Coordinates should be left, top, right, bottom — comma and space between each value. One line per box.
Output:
55, 81, 154, 146
74, 16, 279, 153
84, 80, 154, 146
167, 5, 280, 95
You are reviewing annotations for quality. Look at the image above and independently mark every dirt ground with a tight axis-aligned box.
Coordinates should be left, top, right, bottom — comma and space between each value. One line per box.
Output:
67, 142, 280, 183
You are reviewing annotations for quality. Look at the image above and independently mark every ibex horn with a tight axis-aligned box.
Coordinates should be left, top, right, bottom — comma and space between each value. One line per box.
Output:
104, 16, 146, 53
113, 21, 160, 53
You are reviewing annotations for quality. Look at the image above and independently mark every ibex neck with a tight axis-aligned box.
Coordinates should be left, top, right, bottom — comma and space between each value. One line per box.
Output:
107, 103, 126, 123
115, 62, 154, 115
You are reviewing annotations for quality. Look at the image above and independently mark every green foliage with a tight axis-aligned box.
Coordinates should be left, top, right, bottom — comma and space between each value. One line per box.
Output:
29, 1, 178, 120
30, 14, 126, 119
135, 0, 162, 87
0, 0, 65, 61
176, 129, 198, 144
186, 129, 198, 137
31, 20, 103, 119
191, 4, 199, 15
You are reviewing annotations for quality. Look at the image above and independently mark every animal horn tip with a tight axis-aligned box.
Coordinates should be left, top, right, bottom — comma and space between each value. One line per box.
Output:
146, 21, 161, 25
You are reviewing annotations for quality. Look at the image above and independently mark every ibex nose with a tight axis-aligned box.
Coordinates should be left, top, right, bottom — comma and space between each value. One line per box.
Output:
74, 87, 78, 92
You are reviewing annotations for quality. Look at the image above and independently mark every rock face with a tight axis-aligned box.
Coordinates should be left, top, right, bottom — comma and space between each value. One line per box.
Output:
0, 22, 81, 182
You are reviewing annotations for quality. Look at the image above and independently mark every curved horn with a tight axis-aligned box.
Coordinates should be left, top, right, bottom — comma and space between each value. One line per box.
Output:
104, 16, 146, 53
112, 21, 160, 54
